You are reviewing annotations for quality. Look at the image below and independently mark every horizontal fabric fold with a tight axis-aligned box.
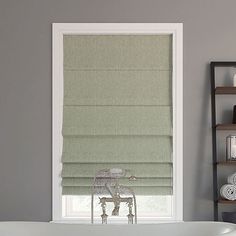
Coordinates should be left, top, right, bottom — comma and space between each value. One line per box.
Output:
62, 186, 173, 195
63, 106, 172, 136
64, 35, 172, 70
62, 163, 172, 178
62, 177, 172, 187
62, 136, 172, 163
64, 70, 171, 106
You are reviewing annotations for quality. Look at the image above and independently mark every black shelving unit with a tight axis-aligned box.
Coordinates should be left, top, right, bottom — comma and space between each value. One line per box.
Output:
210, 61, 236, 221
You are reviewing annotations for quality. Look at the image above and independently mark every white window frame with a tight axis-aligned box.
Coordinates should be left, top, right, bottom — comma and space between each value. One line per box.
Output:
52, 23, 183, 223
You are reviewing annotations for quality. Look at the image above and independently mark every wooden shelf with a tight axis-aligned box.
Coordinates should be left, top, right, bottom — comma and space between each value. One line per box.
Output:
211, 61, 236, 221
216, 124, 236, 130
217, 161, 236, 165
218, 199, 236, 204
211, 62, 236, 67
215, 87, 236, 94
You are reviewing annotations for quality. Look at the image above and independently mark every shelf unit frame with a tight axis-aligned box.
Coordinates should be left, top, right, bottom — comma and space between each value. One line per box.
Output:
210, 61, 236, 221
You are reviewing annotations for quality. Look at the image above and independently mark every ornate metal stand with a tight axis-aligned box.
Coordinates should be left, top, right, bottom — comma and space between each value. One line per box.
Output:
99, 196, 134, 224
91, 168, 137, 224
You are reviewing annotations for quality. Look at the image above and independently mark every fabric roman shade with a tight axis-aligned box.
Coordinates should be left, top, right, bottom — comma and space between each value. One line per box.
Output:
61, 35, 173, 195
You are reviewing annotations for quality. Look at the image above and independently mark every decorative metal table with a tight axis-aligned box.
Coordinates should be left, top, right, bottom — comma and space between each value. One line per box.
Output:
91, 168, 137, 224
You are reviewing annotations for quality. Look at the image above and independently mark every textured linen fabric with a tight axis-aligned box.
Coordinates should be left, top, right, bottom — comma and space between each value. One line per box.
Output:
62, 35, 173, 195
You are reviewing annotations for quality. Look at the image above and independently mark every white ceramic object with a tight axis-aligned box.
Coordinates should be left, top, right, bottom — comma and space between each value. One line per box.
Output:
0, 222, 236, 236
220, 184, 236, 200
228, 172, 236, 185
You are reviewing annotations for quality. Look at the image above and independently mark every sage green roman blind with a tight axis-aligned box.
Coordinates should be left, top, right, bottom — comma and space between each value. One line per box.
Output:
62, 35, 173, 195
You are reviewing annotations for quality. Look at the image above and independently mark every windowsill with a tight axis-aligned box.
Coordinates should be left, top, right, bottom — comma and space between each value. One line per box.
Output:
50, 217, 183, 224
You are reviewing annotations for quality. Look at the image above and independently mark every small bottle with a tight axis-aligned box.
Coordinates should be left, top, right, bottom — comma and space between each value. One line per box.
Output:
234, 74, 236, 87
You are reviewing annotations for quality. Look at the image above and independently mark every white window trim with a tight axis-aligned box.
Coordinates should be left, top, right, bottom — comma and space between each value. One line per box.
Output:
52, 23, 183, 223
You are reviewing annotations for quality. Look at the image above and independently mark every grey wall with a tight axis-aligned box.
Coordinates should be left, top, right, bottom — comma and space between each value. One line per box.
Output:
0, 0, 236, 222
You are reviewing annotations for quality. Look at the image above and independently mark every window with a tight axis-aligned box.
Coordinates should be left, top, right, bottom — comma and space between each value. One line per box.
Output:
53, 23, 183, 223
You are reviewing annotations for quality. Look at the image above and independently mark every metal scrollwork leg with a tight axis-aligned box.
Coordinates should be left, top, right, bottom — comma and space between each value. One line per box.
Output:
100, 197, 108, 224
127, 198, 134, 224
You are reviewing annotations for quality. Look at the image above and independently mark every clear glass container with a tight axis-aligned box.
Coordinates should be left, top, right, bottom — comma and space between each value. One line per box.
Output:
226, 135, 236, 161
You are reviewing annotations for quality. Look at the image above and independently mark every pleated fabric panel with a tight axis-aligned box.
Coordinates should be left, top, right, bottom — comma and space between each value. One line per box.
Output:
62, 35, 173, 195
